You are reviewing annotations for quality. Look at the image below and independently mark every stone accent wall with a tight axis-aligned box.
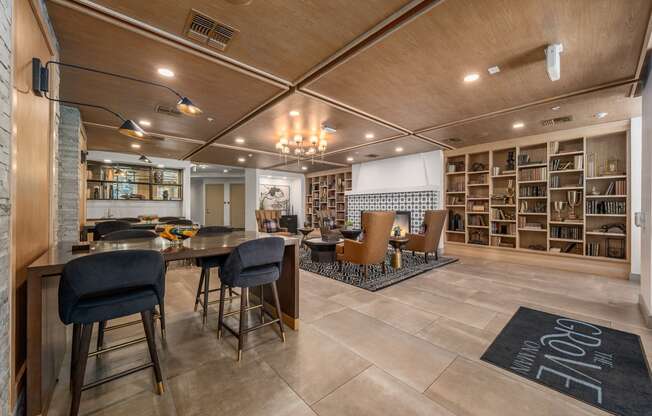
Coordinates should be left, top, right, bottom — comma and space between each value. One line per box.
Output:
346, 190, 440, 232
0, 0, 10, 414
57, 105, 81, 242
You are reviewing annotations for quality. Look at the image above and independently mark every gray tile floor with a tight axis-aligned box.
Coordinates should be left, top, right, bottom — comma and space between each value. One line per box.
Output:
47, 254, 647, 415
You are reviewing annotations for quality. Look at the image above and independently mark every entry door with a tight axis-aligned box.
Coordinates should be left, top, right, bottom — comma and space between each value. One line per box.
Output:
230, 183, 245, 228
205, 184, 224, 225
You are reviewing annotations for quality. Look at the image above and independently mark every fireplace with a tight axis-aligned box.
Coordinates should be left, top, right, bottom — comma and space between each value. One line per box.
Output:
361, 210, 411, 236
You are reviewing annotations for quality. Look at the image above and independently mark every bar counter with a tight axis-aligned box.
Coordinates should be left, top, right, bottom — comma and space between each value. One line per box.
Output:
26, 231, 300, 416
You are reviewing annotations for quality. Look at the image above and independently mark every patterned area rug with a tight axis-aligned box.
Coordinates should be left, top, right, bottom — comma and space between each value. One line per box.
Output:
299, 249, 457, 291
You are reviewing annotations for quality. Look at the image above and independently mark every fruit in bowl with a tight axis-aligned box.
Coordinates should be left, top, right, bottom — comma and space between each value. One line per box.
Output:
139, 214, 159, 223
155, 224, 199, 244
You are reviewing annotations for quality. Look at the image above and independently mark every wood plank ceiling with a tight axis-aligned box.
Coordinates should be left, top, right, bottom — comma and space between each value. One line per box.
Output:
46, 0, 650, 172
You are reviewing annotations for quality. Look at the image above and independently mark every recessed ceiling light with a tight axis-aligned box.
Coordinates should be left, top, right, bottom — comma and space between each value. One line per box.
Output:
301, 166, 308, 171
238, 157, 246, 163
487, 66, 500, 75
200, 164, 207, 169
207, 117, 214, 122
157, 68, 174, 77
463, 73, 480, 83
594, 112, 608, 119
282, 176, 287, 180
365, 133, 374, 140
103, 159, 112, 163
395, 147, 404, 152
130, 143, 141, 149
235, 137, 245, 144
248, 153, 253, 157
138, 119, 151, 127
157, 164, 165, 168
223, 169, 229, 173
512, 122, 525, 129
289, 110, 300, 117
551, 106, 561, 111
346, 156, 354, 162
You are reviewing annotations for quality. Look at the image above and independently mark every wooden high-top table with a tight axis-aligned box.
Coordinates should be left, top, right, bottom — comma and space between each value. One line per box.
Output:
26, 231, 300, 416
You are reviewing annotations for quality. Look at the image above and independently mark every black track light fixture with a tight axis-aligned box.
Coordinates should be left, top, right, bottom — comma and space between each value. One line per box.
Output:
31, 58, 203, 136
138, 154, 152, 164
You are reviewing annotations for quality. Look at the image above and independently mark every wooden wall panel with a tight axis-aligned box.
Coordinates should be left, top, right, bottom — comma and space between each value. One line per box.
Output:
11, 0, 56, 404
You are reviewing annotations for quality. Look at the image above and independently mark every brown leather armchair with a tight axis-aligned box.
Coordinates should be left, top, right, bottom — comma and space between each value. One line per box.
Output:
255, 210, 288, 233
336, 211, 395, 279
405, 210, 447, 262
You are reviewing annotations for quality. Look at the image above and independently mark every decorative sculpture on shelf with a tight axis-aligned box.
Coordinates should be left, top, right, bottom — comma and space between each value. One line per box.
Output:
553, 201, 566, 222
506, 180, 515, 205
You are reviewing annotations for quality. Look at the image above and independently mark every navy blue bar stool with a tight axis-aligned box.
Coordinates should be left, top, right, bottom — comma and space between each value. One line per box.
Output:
165, 219, 193, 225
98, 229, 164, 348
93, 220, 132, 240
59, 250, 166, 416
217, 237, 286, 361
194, 226, 235, 326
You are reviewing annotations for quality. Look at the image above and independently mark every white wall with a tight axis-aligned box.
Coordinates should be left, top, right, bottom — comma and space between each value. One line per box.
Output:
86, 151, 192, 219
640, 68, 652, 320
244, 168, 258, 231
351, 150, 443, 201
631, 117, 642, 277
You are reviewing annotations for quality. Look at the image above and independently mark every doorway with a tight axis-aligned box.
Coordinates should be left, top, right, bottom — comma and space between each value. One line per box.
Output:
205, 184, 225, 225
230, 183, 245, 228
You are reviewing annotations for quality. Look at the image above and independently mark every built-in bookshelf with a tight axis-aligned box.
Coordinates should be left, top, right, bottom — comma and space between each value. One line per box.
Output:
444, 129, 629, 263
305, 168, 352, 228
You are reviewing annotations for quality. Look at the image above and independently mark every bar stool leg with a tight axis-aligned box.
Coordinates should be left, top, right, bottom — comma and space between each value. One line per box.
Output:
202, 267, 211, 327
270, 282, 286, 342
70, 323, 93, 416
158, 302, 166, 340
70, 323, 81, 391
217, 282, 226, 339
141, 309, 164, 395
259, 285, 265, 323
194, 267, 205, 312
237, 287, 249, 361
96, 321, 106, 353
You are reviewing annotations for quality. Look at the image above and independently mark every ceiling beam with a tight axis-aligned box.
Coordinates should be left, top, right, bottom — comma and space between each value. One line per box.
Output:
631, 6, 652, 96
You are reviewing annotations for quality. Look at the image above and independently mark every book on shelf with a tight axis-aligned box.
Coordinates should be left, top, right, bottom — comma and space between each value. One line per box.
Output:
491, 222, 516, 235
519, 184, 546, 197
519, 166, 547, 181
550, 225, 582, 240
586, 200, 626, 215
587, 242, 601, 257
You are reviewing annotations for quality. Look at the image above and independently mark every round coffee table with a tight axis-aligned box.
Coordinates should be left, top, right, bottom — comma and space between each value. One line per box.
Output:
389, 237, 410, 269
304, 238, 343, 263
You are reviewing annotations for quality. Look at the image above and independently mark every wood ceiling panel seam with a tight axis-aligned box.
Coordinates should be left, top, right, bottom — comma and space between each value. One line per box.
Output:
415, 77, 640, 136
319, 133, 410, 157
630, 5, 652, 96
50, 0, 291, 89
181, 88, 293, 160
296, 0, 446, 88
413, 133, 451, 149
262, 159, 348, 171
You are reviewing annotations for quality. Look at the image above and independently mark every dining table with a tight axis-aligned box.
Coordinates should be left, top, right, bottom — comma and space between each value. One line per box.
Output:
26, 231, 300, 416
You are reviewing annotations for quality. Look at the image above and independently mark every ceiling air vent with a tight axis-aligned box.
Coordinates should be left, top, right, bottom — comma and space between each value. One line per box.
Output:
364, 154, 380, 159
541, 115, 573, 127
155, 104, 182, 117
184, 10, 238, 52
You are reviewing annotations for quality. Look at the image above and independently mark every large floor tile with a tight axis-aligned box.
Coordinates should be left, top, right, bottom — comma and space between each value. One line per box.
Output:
257, 325, 371, 404
168, 357, 314, 416
416, 318, 495, 360
426, 357, 606, 416
313, 366, 455, 416
381, 285, 496, 329
312, 309, 455, 392
354, 297, 439, 334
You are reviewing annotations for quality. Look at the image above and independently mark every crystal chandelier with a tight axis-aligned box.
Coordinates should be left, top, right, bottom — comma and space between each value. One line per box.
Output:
276, 130, 328, 164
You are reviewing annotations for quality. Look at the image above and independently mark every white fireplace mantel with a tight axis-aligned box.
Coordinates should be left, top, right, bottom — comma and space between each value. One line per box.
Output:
345, 185, 438, 196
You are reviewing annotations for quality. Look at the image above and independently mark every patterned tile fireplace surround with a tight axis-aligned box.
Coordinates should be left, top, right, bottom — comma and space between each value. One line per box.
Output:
346, 190, 440, 232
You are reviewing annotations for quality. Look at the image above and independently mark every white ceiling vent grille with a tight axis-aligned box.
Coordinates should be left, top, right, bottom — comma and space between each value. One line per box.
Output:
541, 115, 573, 127
184, 10, 237, 52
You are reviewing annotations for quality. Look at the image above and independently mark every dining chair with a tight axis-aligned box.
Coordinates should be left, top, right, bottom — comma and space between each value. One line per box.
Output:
158, 216, 180, 223
59, 250, 165, 416
217, 237, 286, 361
93, 220, 132, 240
118, 217, 141, 223
164, 219, 193, 225
101, 229, 158, 241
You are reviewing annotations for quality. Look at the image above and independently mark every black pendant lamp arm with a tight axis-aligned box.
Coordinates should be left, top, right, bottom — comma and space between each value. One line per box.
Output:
45, 60, 184, 99
42, 91, 127, 122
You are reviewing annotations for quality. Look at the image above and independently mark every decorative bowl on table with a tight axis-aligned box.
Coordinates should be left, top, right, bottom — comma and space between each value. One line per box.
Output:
139, 214, 159, 224
155, 223, 199, 245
